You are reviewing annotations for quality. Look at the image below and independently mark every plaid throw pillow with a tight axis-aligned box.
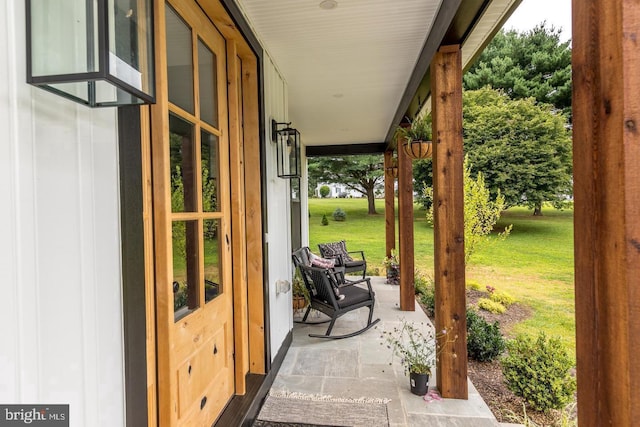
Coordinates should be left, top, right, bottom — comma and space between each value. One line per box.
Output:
318, 240, 354, 262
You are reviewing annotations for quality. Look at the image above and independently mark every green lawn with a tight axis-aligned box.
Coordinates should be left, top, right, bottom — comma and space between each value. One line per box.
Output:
309, 198, 576, 359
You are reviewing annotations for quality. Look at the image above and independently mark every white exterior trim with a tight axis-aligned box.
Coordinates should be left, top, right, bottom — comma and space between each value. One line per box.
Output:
0, 2, 126, 425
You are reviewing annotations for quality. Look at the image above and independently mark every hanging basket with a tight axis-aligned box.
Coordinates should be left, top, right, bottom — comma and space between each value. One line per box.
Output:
403, 139, 433, 160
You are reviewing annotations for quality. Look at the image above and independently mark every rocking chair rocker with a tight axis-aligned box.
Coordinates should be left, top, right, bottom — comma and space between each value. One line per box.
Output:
292, 251, 380, 339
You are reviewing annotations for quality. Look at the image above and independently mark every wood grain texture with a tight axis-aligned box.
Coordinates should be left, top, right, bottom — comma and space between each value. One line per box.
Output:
241, 56, 267, 375
397, 137, 415, 311
149, 1, 174, 424
431, 44, 467, 399
227, 42, 250, 395
151, 1, 236, 424
572, 0, 640, 424
384, 151, 396, 258
140, 105, 158, 427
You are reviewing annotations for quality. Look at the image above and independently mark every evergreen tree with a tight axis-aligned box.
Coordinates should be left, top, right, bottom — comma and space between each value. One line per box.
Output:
464, 23, 572, 120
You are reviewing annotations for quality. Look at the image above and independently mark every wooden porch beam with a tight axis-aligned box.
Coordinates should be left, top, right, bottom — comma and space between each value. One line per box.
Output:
384, 151, 396, 258
397, 138, 415, 311
572, 0, 640, 424
431, 44, 468, 399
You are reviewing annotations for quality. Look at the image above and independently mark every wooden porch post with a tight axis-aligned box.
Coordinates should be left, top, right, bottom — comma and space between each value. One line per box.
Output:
384, 150, 396, 258
397, 137, 415, 311
572, 0, 640, 425
431, 44, 468, 399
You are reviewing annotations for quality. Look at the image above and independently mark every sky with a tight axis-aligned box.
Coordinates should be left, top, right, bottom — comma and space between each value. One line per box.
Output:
503, 0, 572, 41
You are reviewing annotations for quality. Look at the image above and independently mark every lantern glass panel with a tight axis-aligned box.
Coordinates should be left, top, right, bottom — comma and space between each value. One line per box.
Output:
108, 0, 154, 95
288, 132, 300, 177
278, 132, 290, 177
30, 0, 99, 76
276, 128, 300, 178
27, 0, 155, 106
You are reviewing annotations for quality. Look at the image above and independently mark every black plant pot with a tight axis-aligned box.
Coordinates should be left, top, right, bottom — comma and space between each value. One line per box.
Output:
386, 264, 399, 285
409, 372, 429, 396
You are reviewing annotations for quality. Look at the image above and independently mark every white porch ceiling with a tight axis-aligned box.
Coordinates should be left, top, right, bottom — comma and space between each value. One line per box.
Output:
237, 0, 519, 149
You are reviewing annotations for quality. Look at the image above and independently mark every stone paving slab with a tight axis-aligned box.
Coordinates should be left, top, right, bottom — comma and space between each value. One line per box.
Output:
269, 277, 500, 427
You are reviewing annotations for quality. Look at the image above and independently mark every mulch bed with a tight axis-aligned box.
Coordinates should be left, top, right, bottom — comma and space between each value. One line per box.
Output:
419, 289, 563, 426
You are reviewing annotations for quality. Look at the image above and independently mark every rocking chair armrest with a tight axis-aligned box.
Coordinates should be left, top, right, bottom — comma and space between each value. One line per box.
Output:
347, 250, 366, 261
326, 266, 347, 286
341, 276, 368, 286
342, 276, 374, 294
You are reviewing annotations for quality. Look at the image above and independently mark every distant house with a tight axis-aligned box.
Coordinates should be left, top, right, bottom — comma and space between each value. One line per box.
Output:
315, 183, 361, 198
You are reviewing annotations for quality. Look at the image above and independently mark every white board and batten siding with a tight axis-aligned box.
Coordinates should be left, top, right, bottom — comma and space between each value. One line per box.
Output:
263, 54, 297, 360
0, 2, 126, 426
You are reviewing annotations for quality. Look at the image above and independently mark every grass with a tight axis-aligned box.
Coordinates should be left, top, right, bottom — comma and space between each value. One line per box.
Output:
309, 198, 576, 360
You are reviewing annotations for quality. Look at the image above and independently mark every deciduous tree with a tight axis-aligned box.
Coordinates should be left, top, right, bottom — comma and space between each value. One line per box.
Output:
308, 155, 383, 214
463, 88, 572, 215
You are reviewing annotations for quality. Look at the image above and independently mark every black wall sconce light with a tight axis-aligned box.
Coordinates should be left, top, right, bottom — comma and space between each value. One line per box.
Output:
26, 0, 155, 107
272, 119, 301, 179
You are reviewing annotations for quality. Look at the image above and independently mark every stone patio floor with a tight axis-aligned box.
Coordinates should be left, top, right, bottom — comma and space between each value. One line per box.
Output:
267, 276, 515, 427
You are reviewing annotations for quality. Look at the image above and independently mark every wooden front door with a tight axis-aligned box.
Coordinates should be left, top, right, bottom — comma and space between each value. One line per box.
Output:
150, 0, 234, 425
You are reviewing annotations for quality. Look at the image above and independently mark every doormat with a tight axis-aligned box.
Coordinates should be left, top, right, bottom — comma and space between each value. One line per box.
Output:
252, 421, 336, 427
254, 391, 390, 427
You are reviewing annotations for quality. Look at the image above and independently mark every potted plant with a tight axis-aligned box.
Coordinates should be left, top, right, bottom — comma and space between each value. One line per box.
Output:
383, 319, 446, 395
383, 250, 399, 285
395, 116, 432, 159
292, 268, 310, 311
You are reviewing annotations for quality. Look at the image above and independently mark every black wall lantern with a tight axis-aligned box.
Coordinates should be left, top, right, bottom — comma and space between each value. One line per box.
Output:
26, 0, 155, 107
271, 119, 301, 179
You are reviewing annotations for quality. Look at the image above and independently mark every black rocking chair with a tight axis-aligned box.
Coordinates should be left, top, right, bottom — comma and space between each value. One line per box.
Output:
318, 240, 367, 279
293, 261, 380, 339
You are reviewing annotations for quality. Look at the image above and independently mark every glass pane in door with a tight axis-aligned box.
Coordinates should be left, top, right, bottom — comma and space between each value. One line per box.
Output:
201, 130, 219, 212
170, 114, 197, 212
173, 220, 200, 321
198, 39, 218, 127
166, 4, 194, 113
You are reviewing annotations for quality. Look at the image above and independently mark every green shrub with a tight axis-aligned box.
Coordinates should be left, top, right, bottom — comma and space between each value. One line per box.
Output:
414, 273, 430, 295
467, 279, 482, 290
478, 297, 506, 314
332, 207, 346, 221
502, 332, 576, 412
490, 290, 516, 307
319, 185, 331, 198
173, 282, 187, 311
414, 273, 435, 317
321, 214, 329, 226
423, 158, 511, 263
466, 309, 506, 362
